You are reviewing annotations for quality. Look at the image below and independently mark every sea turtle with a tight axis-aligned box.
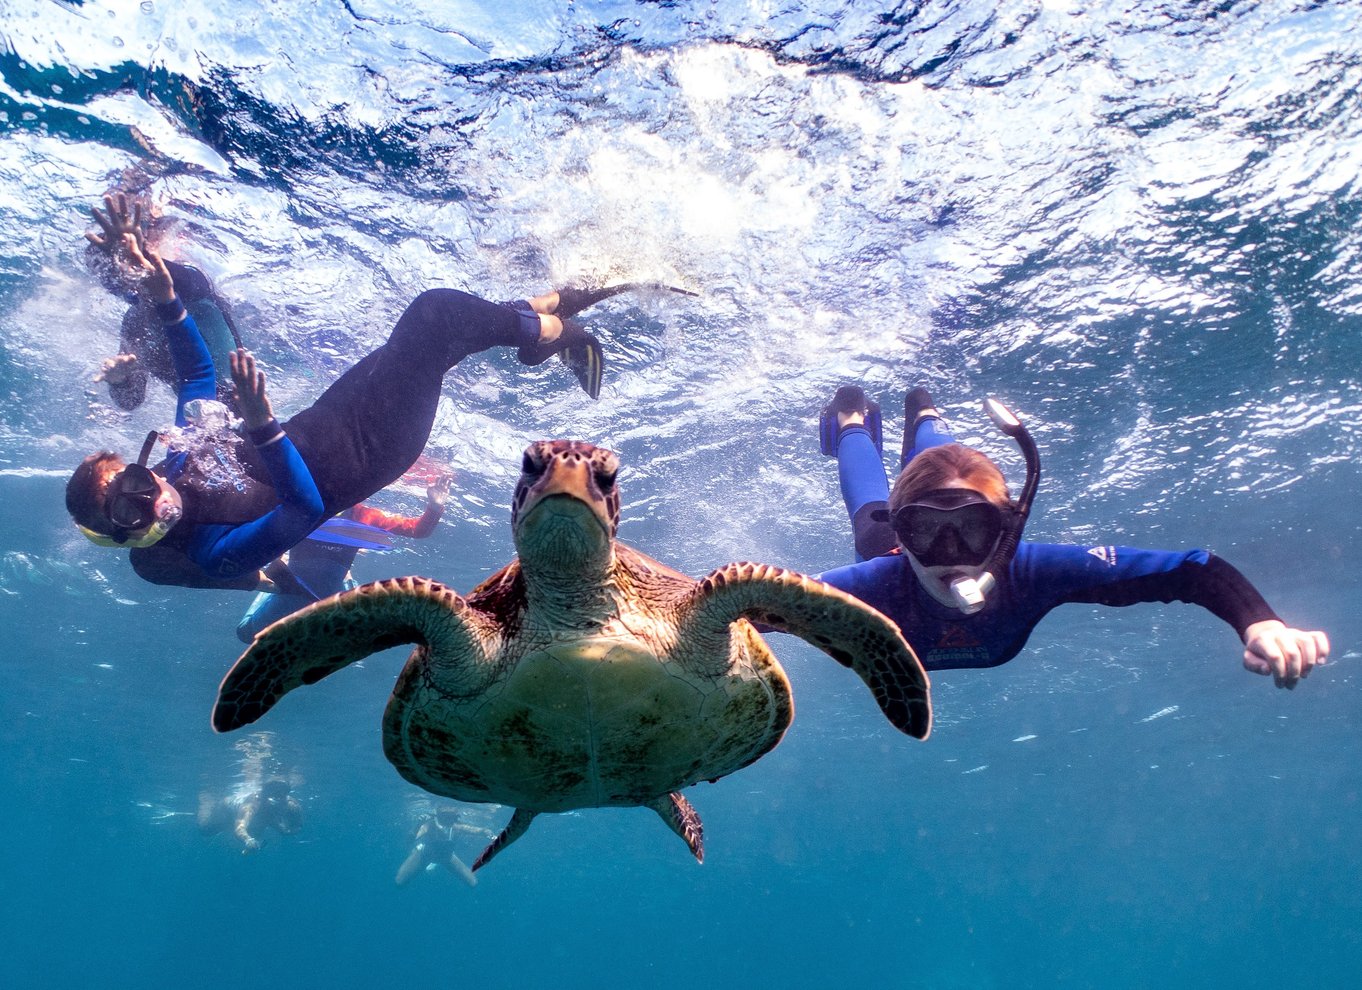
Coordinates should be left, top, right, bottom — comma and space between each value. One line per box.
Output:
213, 440, 931, 871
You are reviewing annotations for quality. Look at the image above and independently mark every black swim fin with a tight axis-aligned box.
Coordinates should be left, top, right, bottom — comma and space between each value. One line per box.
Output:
517, 320, 604, 400
554, 282, 698, 319
559, 332, 603, 400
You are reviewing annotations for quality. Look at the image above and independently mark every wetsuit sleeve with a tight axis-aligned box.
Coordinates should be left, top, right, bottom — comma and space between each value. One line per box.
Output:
348, 502, 444, 538
157, 295, 218, 427
1024, 544, 1281, 638
184, 434, 326, 579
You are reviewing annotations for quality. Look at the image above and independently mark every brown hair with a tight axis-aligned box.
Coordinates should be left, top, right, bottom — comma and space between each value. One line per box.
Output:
889, 443, 1012, 515
66, 451, 124, 535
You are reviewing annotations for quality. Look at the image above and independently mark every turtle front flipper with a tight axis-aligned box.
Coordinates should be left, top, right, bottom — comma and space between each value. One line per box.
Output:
213, 577, 503, 733
681, 563, 932, 740
647, 792, 704, 864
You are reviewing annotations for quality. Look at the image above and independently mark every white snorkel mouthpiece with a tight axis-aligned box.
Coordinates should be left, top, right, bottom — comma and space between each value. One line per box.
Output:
950, 572, 995, 614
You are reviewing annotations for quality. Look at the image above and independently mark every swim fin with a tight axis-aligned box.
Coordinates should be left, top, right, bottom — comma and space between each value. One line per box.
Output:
559, 331, 603, 400
518, 320, 605, 400
554, 282, 698, 319
819, 385, 882, 457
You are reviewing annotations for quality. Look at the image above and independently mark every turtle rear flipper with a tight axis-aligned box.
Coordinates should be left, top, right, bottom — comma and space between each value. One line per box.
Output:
648, 792, 704, 864
472, 808, 537, 872
680, 563, 932, 740
213, 576, 503, 733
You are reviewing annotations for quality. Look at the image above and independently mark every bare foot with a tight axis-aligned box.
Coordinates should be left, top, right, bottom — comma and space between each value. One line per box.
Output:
525, 291, 560, 315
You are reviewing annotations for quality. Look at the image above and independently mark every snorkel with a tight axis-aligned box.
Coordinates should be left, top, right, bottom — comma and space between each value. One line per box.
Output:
947, 398, 1041, 614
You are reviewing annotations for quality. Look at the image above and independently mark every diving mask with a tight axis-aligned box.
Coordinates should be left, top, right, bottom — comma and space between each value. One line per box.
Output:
78, 432, 181, 548
890, 488, 1005, 568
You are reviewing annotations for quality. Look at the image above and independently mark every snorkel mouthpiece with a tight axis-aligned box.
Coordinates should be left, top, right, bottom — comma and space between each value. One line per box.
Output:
949, 571, 995, 613
949, 398, 1041, 615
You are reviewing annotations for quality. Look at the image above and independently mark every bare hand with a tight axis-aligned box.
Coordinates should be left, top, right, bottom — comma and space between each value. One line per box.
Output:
229, 348, 275, 431
121, 234, 175, 305
427, 472, 453, 506
85, 193, 144, 254
1242, 619, 1330, 689
93, 353, 138, 384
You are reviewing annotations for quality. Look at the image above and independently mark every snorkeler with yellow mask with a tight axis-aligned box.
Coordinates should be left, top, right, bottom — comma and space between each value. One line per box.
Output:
65, 199, 607, 594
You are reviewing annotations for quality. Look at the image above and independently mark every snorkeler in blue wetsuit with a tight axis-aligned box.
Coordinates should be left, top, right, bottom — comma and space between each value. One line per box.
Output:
64, 209, 604, 594
815, 385, 1330, 689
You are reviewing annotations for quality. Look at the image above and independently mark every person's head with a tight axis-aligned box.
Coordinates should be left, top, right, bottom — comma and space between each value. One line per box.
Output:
260, 779, 291, 802
889, 443, 1012, 513
887, 444, 1015, 606
67, 451, 183, 548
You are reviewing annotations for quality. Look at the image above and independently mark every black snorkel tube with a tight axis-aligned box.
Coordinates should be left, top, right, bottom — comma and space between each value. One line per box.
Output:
949, 398, 1041, 614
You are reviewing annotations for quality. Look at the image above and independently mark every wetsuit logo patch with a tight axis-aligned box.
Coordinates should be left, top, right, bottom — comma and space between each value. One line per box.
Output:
1087, 545, 1117, 566
926, 624, 990, 666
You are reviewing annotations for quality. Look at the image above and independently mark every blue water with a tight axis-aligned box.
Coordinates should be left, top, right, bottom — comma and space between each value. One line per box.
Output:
2, 1, 1360, 986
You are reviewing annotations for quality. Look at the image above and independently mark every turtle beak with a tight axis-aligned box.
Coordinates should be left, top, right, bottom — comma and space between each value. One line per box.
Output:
519, 458, 613, 534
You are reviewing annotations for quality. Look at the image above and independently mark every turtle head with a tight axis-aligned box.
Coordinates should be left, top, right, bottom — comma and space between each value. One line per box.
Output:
512, 440, 621, 567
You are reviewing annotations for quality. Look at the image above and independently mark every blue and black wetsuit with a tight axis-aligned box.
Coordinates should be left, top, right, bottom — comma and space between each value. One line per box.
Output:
129, 289, 539, 591
819, 415, 1280, 671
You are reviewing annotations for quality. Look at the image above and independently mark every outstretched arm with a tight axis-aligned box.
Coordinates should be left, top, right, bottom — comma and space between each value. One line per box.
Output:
349, 473, 451, 538
1241, 620, 1330, 689
184, 350, 325, 578
1040, 545, 1329, 690
234, 804, 262, 852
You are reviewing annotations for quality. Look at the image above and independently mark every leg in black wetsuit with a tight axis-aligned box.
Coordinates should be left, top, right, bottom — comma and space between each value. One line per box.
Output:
282, 289, 536, 514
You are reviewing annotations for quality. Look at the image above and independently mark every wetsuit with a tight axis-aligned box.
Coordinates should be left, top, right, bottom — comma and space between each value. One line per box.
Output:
130, 288, 539, 590
107, 261, 243, 412
819, 416, 1280, 671
235, 501, 443, 642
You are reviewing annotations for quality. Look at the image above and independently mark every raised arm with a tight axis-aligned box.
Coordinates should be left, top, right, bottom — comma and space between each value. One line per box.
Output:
184, 350, 326, 579
348, 472, 451, 538
120, 235, 216, 423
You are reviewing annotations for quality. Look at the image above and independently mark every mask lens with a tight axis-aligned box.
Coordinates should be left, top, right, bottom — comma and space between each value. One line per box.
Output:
105, 464, 160, 530
895, 501, 1003, 567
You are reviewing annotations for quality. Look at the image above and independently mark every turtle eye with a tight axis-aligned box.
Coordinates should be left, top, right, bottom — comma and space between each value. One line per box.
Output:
593, 465, 617, 491
521, 450, 543, 478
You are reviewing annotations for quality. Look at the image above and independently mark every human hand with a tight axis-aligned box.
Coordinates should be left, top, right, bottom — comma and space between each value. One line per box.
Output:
93, 353, 138, 385
427, 472, 453, 506
85, 193, 144, 254
229, 349, 275, 431
241, 836, 262, 854
1242, 619, 1330, 689
121, 234, 175, 305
